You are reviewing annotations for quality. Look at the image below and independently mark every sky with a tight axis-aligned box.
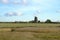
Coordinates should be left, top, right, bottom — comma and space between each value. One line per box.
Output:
0, 0, 60, 22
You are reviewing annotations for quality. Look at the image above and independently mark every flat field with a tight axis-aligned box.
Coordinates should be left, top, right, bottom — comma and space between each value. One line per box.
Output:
0, 23, 60, 28
0, 23, 60, 40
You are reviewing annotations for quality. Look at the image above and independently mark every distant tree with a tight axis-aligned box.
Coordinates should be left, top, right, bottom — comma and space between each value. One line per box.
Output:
45, 19, 52, 23
38, 21, 40, 23
34, 16, 38, 23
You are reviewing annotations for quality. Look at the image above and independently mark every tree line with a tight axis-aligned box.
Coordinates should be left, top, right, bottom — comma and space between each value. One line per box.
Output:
14, 16, 60, 23
29, 16, 52, 23
0, 16, 60, 23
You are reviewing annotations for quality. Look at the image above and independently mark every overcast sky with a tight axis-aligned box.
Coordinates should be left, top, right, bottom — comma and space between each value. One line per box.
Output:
0, 0, 60, 22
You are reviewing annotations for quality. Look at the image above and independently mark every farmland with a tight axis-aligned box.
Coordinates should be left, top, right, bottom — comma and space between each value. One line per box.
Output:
0, 23, 60, 40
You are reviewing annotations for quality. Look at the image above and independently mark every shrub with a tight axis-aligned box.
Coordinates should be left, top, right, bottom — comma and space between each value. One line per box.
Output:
45, 19, 52, 23
11, 29, 15, 32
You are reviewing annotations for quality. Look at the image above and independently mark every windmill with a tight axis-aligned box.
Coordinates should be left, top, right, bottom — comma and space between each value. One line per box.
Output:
33, 9, 40, 16
33, 10, 40, 23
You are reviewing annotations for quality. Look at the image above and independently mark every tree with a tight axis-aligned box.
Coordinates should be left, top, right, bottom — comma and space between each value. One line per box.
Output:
38, 21, 40, 23
34, 16, 38, 23
45, 19, 52, 23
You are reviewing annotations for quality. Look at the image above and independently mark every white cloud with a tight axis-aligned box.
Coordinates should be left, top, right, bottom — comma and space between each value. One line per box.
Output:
1, 0, 28, 5
13, 0, 21, 4
21, 0, 28, 5
16, 11, 23, 16
5, 11, 23, 16
2, 0, 9, 4
11, 0, 28, 5
22, 0, 27, 4
32, 0, 43, 3
56, 10, 60, 13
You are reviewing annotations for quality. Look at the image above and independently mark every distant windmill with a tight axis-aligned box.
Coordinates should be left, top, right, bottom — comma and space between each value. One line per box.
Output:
33, 10, 40, 23
33, 10, 40, 17
33, 9, 40, 19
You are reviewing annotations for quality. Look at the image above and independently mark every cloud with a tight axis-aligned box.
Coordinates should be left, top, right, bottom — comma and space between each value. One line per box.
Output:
13, 0, 21, 4
1, 0, 28, 5
2, 0, 9, 4
33, 9, 40, 16
5, 11, 23, 16
22, 0, 27, 5
56, 10, 60, 13
13, 0, 28, 5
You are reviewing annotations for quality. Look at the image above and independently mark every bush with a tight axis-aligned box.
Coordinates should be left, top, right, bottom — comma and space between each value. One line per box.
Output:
11, 29, 15, 32
38, 21, 40, 23
45, 19, 52, 23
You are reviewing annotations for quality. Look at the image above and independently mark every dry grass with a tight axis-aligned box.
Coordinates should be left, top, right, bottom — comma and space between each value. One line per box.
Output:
0, 23, 60, 28
0, 28, 11, 32
13, 27, 60, 33
0, 31, 60, 40
0, 23, 60, 40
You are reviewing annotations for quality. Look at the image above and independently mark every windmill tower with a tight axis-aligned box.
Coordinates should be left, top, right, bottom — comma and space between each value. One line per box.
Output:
33, 10, 40, 23
34, 16, 38, 23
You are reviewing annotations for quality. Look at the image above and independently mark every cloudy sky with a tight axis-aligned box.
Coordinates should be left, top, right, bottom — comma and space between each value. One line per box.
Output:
0, 0, 60, 22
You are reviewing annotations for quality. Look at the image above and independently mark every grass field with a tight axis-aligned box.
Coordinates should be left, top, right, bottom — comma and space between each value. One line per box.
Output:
0, 23, 60, 28
0, 23, 60, 40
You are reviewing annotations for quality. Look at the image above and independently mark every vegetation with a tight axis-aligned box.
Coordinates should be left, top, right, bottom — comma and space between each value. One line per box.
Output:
0, 23, 59, 40
0, 23, 59, 28
0, 32, 60, 40
45, 19, 52, 23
